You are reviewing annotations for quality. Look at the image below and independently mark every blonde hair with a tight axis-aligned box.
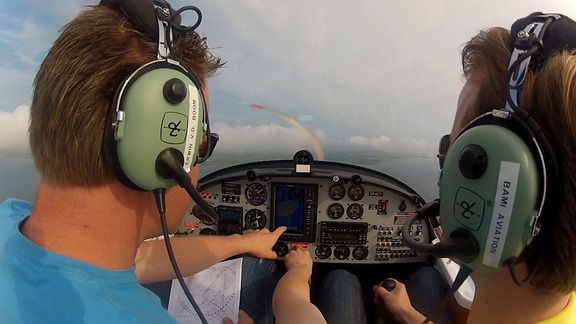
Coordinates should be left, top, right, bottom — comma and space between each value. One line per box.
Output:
462, 27, 576, 294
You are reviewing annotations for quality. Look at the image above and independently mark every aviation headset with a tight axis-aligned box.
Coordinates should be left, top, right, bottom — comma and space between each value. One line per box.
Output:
403, 12, 576, 275
101, 0, 216, 192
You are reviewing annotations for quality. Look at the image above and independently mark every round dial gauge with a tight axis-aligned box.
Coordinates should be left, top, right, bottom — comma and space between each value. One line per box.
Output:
352, 246, 369, 260
334, 245, 351, 260
245, 183, 268, 206
346, 203, 364, 219
348, 185, 365, 201
327, 203, 345, 219
273, 242, 290, 257
245, 209, 267, 230
328, 184, 346, 200
315, 244, 332, 259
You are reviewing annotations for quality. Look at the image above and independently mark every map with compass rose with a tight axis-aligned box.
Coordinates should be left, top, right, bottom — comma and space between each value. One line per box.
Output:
168, 258, 242, 324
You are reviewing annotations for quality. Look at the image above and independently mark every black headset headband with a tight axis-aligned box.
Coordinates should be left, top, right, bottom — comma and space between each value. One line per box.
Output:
100, 0, 162, 39
98, 0, 201, 45
509, 12, 576, 70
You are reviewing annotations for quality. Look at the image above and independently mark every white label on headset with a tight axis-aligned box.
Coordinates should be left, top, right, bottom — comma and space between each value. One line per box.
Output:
183, 85, 200, 172
482, 161, 520, 268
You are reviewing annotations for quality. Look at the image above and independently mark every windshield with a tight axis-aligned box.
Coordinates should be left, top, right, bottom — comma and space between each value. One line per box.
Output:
1, 0, 575, 203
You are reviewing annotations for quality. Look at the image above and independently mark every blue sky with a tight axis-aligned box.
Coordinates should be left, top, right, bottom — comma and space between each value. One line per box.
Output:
1, 0, 575, 158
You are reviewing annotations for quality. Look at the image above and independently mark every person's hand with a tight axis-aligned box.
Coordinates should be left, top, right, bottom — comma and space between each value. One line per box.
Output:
372, 278, 425, 323
284, 248, 313, 277
242, 226, 286, 259
222, 309, 255, 324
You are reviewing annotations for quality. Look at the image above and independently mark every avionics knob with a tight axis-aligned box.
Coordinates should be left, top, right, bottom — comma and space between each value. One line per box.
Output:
163, 78, 187, 104
458, 144, 488, 179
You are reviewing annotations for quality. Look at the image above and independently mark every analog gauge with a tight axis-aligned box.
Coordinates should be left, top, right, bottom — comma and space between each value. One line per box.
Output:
352, 246, 369, 260
191, 204, 217, 225
328, 183, 346, 200
346, 203, 364, 219
327, 203, 345, 219
315, 244, 332, 259
333, 245, 351, 260
245, 183, 268, 206
245, 209, 267, 230
348, 185, 365, 201
273, 242, 290, 257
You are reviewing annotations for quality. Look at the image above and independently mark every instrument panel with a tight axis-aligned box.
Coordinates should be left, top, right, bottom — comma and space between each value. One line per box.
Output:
179, 151, 432, 264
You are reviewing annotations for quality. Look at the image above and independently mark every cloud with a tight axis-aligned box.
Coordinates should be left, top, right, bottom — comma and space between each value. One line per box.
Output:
210, 122, 436, 158
211, 122, 316, 155
188, 1, 470, 146
0, 8, 56, 67
0, 0, 95, 111
2, 0, 576, 156
0, 65, 34, 111
349, 136, 391, 149
195, 0, 576, 148
0, 106, 30, 152
0, 101, 436, 160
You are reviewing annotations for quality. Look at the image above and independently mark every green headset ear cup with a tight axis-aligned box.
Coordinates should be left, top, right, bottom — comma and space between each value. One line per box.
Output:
104, 60, 206, 191
440, 123, 540, 273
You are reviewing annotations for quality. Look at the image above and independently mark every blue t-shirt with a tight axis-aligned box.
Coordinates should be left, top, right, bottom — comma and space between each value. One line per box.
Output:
0, 199, 178, 323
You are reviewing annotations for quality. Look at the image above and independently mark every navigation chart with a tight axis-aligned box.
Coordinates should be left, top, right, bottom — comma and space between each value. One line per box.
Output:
168, 258, 242, 324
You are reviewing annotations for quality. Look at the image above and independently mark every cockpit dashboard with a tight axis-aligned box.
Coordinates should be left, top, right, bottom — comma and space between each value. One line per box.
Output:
179, 151, 433, 265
